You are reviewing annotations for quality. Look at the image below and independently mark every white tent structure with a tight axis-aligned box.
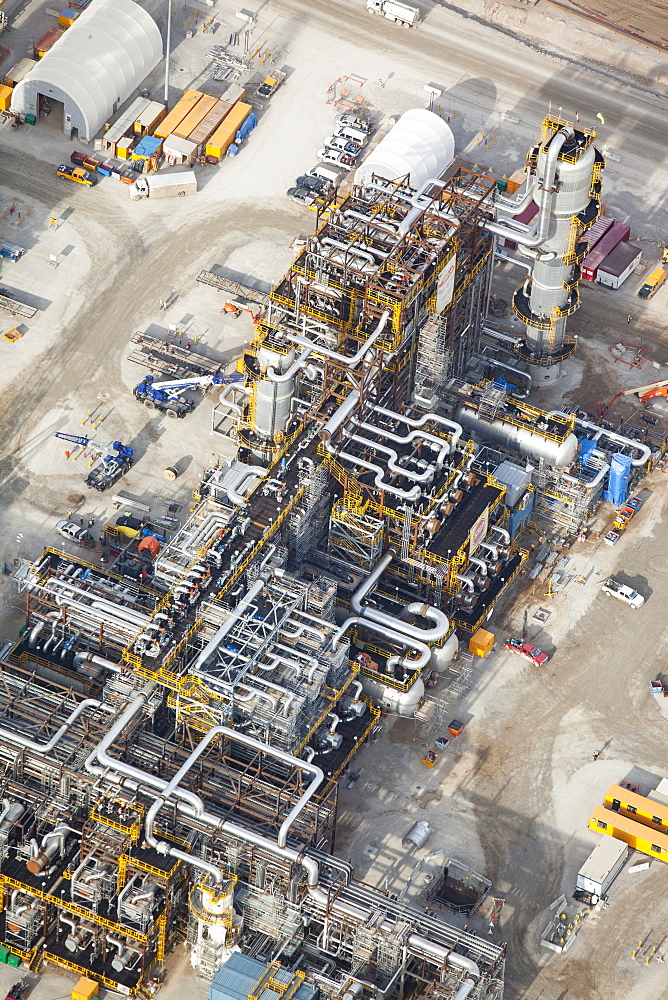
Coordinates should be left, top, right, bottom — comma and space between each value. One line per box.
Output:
355, 109, 455, 190
12, 0, 162, 142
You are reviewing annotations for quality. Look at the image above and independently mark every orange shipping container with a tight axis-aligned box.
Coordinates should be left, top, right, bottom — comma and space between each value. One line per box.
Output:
205, 101, 252, 160
174, 94, 217, 139
0, 84, 12, 111
154, 90, 203, 139
187, 99, 233, 147
36, 26, 64, 58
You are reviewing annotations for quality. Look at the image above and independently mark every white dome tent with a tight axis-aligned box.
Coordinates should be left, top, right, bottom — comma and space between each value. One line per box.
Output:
11, 0, 162, 142
354, 109, 455, 190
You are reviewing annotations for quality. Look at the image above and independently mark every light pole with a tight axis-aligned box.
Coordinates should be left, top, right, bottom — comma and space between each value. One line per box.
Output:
163, 0, 172, 104
16, 534, 23, 564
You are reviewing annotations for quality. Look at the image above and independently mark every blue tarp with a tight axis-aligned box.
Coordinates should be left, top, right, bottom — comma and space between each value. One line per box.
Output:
578, 437, 597, 468
602, 452, 632, 504
235, 112, 257, 144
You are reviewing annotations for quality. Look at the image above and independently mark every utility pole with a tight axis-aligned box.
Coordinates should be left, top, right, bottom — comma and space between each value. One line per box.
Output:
163, 0, 172, 104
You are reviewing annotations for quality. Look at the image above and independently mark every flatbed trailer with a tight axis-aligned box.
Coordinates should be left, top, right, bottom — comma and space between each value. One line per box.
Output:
127, 330, 223, 379
0, 293, 37, 319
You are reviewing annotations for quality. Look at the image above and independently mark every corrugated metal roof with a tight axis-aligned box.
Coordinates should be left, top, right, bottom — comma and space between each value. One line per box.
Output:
211, 953, 265, 1000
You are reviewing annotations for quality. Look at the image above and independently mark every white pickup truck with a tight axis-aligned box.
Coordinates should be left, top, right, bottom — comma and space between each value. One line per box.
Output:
600, 576, 644, 608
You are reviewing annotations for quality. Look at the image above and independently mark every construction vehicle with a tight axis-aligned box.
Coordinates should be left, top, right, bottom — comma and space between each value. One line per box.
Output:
221, 300, 262, 320
601, 378, 668, 414
599, 576, 644, 608
86, 442, 134, 492
612, 495, 643, 532
258, 71, 285, 98
366, 0, 420, 27
133, 373, 226, 416
56, 164, 95, 186
504, 636, 549, 665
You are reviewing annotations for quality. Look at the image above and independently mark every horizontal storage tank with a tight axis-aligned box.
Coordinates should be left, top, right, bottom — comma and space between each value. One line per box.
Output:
355, 109, 455, 189
360, 675, 425, 716
455, 404, 579, 468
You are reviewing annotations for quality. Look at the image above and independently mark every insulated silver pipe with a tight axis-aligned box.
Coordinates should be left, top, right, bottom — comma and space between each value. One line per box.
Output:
286, 310, 390, 369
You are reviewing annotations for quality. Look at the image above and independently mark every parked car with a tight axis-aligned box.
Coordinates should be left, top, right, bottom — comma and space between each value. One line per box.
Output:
295, 174, 331, 194
287, 186, 316, 205
316, 148, 356, 167
334, 113, 371, 132
55, 519, 94, 547
334, 124, 369, 145
323, 134, 362, 155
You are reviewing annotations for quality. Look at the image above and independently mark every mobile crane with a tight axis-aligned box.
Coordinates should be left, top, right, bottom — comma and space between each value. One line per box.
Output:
54, 433, 134, 491
133, 373, 234, 417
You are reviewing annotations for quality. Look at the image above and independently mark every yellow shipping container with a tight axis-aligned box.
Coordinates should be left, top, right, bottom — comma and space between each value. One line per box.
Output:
589, 806, 668, 861
468, 628, 494, 658
187, 99, 233, 147
133, 100, 166, 136
205, 101, 252, 160
505, 169, 526, 195
0, 84, 12, 111
174, 93, 217, 139
154, 90, 203, 139
72, 977, 98, 1000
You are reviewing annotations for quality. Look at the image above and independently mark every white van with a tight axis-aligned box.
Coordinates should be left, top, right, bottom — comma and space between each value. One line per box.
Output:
308, 164, 344, 185
335, 124, 369, 145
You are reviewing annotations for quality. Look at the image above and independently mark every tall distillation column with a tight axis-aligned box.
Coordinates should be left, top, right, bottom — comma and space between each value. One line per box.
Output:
490, 117, 603, 386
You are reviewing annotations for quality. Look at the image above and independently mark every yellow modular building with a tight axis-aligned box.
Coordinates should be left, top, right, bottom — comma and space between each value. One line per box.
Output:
154, 90, 202, 139
174, 93, 218, 139
205, 101, 252, 161
589, 806, 668, 861
603, 783, 668, 832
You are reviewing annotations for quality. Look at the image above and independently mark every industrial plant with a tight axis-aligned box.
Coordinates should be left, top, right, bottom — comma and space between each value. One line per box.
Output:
0, 77, 663, 1000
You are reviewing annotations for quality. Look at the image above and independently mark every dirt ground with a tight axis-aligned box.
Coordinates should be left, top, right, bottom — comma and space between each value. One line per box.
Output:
1, 0, 668, 999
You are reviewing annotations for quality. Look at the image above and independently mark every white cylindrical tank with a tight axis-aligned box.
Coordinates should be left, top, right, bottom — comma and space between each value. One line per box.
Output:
360, 675, 425, 716
355, 109, 455, 189
253, 346, 295, 439
430, 631, 459, 671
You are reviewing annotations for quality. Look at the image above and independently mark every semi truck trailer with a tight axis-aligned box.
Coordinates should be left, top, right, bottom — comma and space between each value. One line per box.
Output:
129, 171, 198, 201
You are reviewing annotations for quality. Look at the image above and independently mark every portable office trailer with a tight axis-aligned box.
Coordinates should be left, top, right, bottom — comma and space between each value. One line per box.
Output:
576, 837, 627, 897
589, 806, 668, 861
603, 783, 668, 831
597, 243, 642, 289
134, 100, 166, 136
173, 93, 217, 139
205, 101, 252, 160
100, 97, 151, 155
154, 90, 202, 139
163, 135, 198, 165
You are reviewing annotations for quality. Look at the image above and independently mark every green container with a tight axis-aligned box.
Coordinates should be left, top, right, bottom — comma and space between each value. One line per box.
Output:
495, 178, 507, 192
6, 953, 21, 967
25, 114, 37, 125
0, 944, 9, 963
